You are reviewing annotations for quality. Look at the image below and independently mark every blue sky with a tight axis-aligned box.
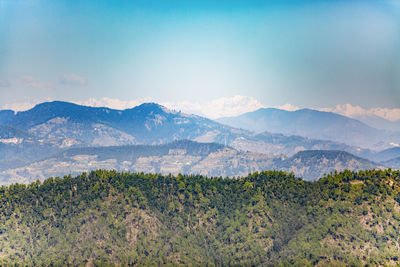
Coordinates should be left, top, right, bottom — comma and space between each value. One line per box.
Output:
0, 0, 399, 117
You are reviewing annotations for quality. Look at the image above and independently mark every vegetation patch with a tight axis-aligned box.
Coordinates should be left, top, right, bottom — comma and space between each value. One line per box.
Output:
1, 169, 400, 265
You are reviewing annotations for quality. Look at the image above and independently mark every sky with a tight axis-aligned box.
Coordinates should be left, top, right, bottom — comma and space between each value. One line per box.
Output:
0, 0, 399, 119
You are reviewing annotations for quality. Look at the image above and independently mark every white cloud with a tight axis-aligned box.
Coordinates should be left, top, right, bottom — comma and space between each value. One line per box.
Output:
76, 97, 153, 110
59, 73, 88, 86
367, 108, 400, 121
272, 103, 300, 112
320, 104, 400, 121
1, 102, 36, 112
162, 95, 266, 119
20, 76, 54, 91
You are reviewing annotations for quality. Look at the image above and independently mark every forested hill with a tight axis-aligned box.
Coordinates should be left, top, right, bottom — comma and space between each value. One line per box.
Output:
1, 169, 400, 265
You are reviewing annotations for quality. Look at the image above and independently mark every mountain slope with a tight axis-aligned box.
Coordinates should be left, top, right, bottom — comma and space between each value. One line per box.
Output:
0, 140, 380, 184
0, 124, 31, 139
278, 150, 379, 180
354, 114, 400, 132
0, 110, 14, 125
0, 101, 248, 146
0, 125, 61, 171
373, 147, 400, 162
382, 156, 400, 169
0, 140, 277, 184
233, 131, 371, 157
217, 108, 400, 150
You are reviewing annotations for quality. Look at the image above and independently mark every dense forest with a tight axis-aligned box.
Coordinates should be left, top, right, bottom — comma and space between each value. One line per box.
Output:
1, 169, 400, 266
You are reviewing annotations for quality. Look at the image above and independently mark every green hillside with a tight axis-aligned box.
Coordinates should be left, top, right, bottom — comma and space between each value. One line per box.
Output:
1, 169, 400, 266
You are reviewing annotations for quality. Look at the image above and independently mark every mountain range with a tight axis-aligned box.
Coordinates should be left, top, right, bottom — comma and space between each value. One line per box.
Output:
0, 101, 398, 184
0, 101, 240, 146
354, 114, 400, 132
217, 108, 400, 150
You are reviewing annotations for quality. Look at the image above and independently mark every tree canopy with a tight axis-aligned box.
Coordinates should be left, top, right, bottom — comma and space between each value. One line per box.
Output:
1, 169, 400, 265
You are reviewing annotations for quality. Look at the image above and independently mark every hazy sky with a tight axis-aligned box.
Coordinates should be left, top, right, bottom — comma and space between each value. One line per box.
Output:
0, 0, 399, 115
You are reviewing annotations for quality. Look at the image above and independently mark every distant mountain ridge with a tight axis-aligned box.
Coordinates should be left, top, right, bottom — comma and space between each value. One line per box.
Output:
281, 150, 379, 180
217, 108, 400, 150
0, 101, 372, 157
0, 101, 247, 146
353, 114, 400, 132
382, 156, 400, 169
372, 147, 400, 162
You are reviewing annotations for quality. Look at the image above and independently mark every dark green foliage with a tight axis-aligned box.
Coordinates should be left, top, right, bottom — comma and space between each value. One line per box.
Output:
1, 169, 400, 265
